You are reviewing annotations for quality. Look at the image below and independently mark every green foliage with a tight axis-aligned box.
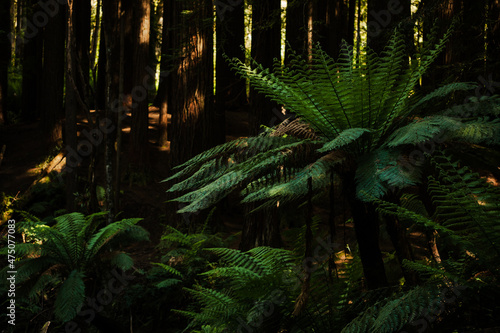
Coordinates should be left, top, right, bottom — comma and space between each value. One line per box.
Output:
174, 246, 297, 332
347, 153, 500, 332
167, 29, 500, 216
0, 212, 150, 323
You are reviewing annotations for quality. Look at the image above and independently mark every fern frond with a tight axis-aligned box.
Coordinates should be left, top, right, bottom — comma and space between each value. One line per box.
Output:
204, 248, 268, 276
242, 151, 344, 207
341, 286, 440, 333
409, 82, 477, 115
318, 128, 372, 152
386, 116, 463, 147
110, 252, 134, 271
53, 270, 86, 322
450, 117, 500, 145
85, 218, 144, 261
153, 262, 183, 278
270, 117, 320, 140
156, 278, 182, 289
54, 212, 87, 266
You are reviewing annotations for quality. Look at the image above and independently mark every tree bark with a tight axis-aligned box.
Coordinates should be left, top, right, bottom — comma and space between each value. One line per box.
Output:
65, 0, 78, 212
95, 20, 107, 110
0, 0, 11, 125
102, 0, 121, 223
240, 206, 282, 251
215, 0, 245, 143
21, 0, 43, 123
367, 0, 411, 56
154, 0, 174, 147
285, 0, 308, 61
250, 0, 281, 134
90, 0, 101, 71
343, 170, 388, 289
129, 0, 151, 169
458, 0, 486, 81
40, 0, 66, 145
487, 0, 500, 76
169, 0, 215, 166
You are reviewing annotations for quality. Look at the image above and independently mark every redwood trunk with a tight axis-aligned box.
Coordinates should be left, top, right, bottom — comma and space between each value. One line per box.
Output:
129, 0, 151, 169
0, 0, 11, 125
40, 0, 66, 145
169, 0, 215, 166
250, 0, 281, 134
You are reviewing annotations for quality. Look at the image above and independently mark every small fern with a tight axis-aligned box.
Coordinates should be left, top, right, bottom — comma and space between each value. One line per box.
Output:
0, 212, 149, 323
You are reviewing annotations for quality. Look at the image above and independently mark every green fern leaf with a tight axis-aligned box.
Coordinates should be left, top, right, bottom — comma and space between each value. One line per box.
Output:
54, 270, 86, 322
318, 128, 371, 152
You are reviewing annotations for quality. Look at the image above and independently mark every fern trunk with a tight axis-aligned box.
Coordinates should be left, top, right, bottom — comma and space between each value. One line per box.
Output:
385, 214, 419, 285
344, 172, 388, 289
239, 206, 282, 251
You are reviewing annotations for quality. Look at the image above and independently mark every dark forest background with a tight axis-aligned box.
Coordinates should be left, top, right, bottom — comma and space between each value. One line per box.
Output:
1, 0, 500, 332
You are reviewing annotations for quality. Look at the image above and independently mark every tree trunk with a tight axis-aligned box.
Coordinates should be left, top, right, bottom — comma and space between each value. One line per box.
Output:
240, 206, 282, 251
487, 0, 500, 76
285, 0, 308, 61
40, 0, 66, 145
250, 0, 281, 134
458, 0, 486, 81
129, 0, 151, 169
0, 0, 11, 125
95, 20, 107, 110
15, 0, 24, 64
367, 0, 411, 55
154, 0, 173, 147
21, 0, 43, 123
324, 0, 351, 59
215, 0, 245, 142
65, 0, 77, 212
102, 0, 121, 224
343, 171, 388, 289
74, 0, 91, 97
90, 0, 101, 71
169, 0, 215, 166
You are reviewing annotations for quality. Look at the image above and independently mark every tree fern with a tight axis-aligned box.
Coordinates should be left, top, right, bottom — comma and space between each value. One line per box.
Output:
167, 27, 499, 219
341, 285, 441, 333
0, 212, 149, 323
53, 270, 86, 323
175, 246, 296, 331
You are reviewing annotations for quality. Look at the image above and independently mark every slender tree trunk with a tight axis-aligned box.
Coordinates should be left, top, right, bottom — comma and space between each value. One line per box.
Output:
155, 0, 174, 147
103, 0, 121, 223
240, 206, 282, 251
40, 0, 66, 145
250, 0, 281, 134
129, 0, 151, 169
66, 0, 78, 212
458, 0, 486, 81
90, 0, 101, 71
15, 0, 24, 63
285, 0, 308, 61
487, 0, 500, 76
169, 0, 215, 166
367, 0, 411, 55
216, 0, 245, 142
95, 20, 107, 110
347, 0, 356, 47
153, 0, 169, 109
0, 0, 11, 125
